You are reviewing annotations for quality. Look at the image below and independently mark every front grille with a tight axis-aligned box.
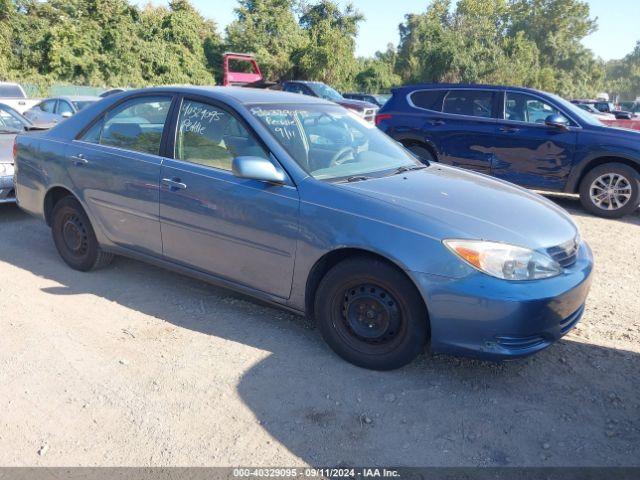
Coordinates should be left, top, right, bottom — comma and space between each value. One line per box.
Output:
495, 334, 547, 350
546, 238, 580, 268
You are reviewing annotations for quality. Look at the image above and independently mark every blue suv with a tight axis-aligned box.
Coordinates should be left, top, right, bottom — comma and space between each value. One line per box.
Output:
377, 84, 640, 218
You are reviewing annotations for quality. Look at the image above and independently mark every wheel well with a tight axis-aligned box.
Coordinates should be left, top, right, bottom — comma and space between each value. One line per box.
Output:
400, 140, 438, 161
305, 248, 429, 324
574, 157, 640, 193
44, 187, 75, 226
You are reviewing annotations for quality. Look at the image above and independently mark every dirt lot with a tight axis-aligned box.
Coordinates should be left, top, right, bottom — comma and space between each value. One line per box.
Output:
0, 196, 638, 467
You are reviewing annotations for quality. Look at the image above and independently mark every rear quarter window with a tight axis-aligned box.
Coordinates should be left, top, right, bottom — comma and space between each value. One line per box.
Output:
409, 90, 446, 111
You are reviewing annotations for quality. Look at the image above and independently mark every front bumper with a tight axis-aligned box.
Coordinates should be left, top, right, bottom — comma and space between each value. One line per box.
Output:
0, 173, 16, 204
413, 242, 594, 360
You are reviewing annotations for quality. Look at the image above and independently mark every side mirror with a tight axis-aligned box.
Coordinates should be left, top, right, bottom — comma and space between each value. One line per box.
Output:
232, 156, 286, 184
61, 111, 73, 119
545, 114, 570, 130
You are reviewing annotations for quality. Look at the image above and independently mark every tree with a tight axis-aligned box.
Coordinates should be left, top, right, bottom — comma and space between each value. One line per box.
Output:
292, 0, 364, 89
226, 0, 305, 81
605, 41, 640, 101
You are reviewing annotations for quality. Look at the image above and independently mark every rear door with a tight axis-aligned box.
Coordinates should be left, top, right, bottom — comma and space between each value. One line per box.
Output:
67, 94, 175, 255
491, 90, 577, 190
158, 96, 299, 299
434, 89, 500, 174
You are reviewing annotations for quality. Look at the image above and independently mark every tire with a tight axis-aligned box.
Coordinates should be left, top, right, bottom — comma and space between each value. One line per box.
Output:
405, 143, 436, 163
314, 256, 428, 370
51, 196, 114, 271
579, 163, 640, 218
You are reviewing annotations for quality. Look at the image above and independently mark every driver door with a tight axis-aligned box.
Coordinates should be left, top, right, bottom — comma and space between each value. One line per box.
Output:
159, 96, 300, 299
492, 91, 577, 190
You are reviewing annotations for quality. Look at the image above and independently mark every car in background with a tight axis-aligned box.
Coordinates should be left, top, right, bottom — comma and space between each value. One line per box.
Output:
575, 103, 615, 121
14, 86, 592, 370
343, 92, 390, 107
377, 84, 640, 218
99, 88, 127, 98
0, 103, 51, 204
0, 82, 40, 114
280, 81, 379, 122
572, 99, 634, 120
24, 95, 100, 125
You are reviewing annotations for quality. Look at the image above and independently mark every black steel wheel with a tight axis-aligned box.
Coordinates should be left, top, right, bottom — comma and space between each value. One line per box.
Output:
51, 196, 113, 271
315, 256, 428, 370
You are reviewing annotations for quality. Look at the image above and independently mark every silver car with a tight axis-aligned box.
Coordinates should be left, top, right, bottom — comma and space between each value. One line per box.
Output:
24, 95, 100, 125
0, 103, 51, 203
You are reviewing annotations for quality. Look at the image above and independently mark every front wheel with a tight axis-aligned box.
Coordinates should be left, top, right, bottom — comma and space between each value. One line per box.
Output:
579, 163, 639, 218
314, 257, 428, 370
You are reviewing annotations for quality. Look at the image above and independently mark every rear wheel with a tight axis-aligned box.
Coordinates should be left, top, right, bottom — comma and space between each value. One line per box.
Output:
579, 163, 639, 218
314, 257, 428, 370
404, 142, 436, 163
51, 196, 113, 271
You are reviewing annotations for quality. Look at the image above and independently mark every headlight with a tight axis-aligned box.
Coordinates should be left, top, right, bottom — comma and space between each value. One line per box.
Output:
443, 239, 562, 281
0, 163, 14, 176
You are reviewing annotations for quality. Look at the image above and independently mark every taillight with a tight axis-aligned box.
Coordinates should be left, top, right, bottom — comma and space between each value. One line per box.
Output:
375, 113, 392, 126
12, 138, 18, 161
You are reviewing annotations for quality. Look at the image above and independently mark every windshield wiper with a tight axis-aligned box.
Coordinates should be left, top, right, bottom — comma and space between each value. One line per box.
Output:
392, 165, 426, 175
345, 175, 371, 183
0, 129, 21, 134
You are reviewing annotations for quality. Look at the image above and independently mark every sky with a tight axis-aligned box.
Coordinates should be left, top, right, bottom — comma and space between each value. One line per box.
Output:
134, 0, 640, 60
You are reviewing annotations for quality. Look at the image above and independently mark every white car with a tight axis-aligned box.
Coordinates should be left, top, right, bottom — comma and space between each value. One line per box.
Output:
0, 82, 40, 114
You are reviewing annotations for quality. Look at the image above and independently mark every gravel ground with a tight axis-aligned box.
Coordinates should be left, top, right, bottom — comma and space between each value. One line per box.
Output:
0, 196, 638, 467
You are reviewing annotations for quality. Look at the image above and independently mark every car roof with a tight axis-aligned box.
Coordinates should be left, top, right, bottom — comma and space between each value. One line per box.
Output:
55, 95, 102, 102
392, 83, 548, 95
122, 86, 334, 105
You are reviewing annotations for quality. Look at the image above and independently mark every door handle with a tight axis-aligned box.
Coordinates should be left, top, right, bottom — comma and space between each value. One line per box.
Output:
70, 154, 88, 166
161, 178, 187, 191
429, 119, 446, 126
499, 126, 521, 133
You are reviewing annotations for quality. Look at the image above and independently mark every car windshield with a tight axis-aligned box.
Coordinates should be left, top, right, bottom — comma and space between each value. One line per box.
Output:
250, 104, 421, 181
547, 94, 602, 127
73, 101, 95, 111
306, 83, 344, 102
0, 105, 29, 132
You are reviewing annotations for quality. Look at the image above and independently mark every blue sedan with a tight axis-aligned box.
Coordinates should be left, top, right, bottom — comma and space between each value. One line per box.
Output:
14, 87, 593, 370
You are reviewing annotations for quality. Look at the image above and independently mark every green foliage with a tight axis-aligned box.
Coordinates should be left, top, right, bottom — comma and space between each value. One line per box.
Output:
605, 41, 640, 101
292, 0, 364, 90
1, 0, 220, 87
0, 0, 637, 100
226, 0, 306, 81
394, 0, 609, 98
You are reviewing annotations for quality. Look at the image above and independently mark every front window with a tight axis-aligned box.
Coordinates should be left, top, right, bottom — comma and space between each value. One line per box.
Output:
306, 83, 344, 102
57, 101, 74, 116
250, 104, 420, 181
505, 92, 567, 124
175, 99, 268, 171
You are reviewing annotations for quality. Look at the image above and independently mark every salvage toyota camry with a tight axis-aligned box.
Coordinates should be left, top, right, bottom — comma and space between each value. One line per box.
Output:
14, 87, 593, 370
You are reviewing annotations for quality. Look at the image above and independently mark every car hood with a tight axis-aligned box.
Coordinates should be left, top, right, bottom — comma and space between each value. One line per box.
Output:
340, 164, 578, 250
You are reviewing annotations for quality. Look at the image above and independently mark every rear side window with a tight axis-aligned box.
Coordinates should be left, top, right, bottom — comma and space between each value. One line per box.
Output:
409, 90, 446, 111
80, 96, 172, 155
442, 90, 494, 118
